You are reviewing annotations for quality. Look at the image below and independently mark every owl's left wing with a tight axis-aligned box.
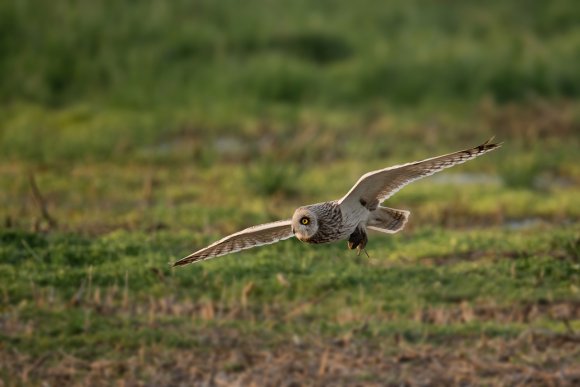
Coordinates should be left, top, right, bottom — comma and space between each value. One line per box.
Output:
173, 220, 294, 266
339, 138, 502, 210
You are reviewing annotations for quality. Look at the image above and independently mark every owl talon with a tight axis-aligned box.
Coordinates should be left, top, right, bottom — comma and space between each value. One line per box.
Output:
348, 227, 368, 251
356, 248, 370, 258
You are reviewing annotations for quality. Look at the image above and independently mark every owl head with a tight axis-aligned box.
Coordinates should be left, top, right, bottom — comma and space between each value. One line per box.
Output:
291, 207, 318, 241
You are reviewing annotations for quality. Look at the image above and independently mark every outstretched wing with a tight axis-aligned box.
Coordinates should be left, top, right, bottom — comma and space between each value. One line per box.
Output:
339, 138, 502, 210
173, 220, 294, 266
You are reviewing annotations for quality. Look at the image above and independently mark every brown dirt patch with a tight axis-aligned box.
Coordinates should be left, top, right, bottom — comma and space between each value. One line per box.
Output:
2, 329, 579, 386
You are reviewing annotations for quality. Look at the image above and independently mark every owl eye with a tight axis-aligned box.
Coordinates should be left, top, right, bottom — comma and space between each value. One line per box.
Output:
300, 217, 310, 225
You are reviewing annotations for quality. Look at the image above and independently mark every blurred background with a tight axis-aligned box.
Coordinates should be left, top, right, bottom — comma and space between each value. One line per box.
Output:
1, 0, 579, 385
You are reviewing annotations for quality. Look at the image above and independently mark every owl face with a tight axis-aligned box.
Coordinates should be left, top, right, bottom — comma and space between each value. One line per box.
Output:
291, 207, 318, 241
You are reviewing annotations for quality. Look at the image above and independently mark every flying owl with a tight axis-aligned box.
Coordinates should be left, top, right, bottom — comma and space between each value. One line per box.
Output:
173, 138, 501, 266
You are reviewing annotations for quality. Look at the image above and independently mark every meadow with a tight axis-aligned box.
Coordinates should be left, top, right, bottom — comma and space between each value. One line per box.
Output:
1, 0, 579, 385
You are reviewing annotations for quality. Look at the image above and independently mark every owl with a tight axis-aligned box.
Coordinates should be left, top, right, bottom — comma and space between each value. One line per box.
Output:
173, 138, 501, 266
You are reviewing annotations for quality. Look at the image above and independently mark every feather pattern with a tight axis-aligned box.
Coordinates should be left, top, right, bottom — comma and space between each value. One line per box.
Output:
306, 201, 345, 243
173, 220, 293, 266
339, 138, 502, 210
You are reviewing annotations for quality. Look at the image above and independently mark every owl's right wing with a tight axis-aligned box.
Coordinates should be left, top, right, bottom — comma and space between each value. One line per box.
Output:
173, 220, 294, 266
339, 138, 502, 210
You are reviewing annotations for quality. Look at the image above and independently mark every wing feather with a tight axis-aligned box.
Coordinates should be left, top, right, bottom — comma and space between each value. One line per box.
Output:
339, 138, 502, 209
173, 220, 293, 266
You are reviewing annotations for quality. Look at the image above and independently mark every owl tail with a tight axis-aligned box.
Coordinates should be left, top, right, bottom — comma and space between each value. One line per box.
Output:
367, 206, 410, 234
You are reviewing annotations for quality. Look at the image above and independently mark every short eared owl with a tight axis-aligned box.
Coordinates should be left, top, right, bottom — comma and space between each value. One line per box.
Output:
173, 139, 501, 266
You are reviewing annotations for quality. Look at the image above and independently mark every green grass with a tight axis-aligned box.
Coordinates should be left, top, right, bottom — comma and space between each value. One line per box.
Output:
2, 225, 578, 341
1, 224, 579, 383
2, 0, 580, 165
2, 0, 580, 109
1, 0, 580, 384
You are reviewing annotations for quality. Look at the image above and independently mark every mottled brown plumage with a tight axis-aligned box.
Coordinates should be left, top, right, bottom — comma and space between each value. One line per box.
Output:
173, 138, 501, 266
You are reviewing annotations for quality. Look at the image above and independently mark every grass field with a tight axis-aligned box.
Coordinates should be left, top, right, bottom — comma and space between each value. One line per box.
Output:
1, 0, 580, 385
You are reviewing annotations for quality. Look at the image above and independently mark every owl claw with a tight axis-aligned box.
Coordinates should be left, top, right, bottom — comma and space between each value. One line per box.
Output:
348, 229, 369, 259
347, 227, 368, 252
357, 248, 370, 258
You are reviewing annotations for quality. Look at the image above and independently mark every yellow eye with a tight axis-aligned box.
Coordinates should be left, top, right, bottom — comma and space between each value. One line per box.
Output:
300, 217, 309, 225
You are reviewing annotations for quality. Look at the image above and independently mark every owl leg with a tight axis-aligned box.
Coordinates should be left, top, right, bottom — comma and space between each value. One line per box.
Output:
347, 227, 369, 257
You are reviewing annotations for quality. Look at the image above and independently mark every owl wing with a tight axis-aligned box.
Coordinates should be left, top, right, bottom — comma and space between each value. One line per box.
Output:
339, 138, 502, 210
173, 220, 294, 266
